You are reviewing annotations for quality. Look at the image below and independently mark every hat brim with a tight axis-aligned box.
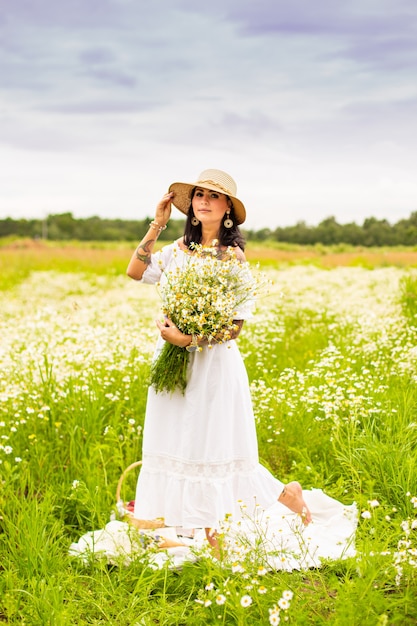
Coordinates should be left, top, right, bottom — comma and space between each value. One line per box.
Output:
168, 181, 246, 225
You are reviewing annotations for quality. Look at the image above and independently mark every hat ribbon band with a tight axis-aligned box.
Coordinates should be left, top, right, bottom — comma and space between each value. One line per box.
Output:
196, 179, 233, 196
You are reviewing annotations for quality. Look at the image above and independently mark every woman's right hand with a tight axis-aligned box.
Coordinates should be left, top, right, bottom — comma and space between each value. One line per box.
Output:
156, 317, 191, 348
155, 192, 174, 227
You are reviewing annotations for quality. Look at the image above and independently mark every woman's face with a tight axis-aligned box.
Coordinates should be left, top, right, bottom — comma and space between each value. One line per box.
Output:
191, 187, 230, 228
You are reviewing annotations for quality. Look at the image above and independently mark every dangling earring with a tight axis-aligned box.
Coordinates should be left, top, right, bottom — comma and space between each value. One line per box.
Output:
223, 210, 233, 229
191, 216, 200, 226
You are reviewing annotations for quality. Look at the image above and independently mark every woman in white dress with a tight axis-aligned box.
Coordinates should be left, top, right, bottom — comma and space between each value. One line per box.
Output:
126, 169, 312, 553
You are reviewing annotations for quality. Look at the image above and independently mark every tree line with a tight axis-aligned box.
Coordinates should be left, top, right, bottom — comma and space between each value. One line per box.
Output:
1, 211, 417, 246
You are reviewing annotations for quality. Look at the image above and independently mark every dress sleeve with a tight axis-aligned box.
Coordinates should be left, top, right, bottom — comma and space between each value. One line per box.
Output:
140, 243, 174, 285
233, 264, 256, 321
233, 299, 255, 321
233, 300, 255, 320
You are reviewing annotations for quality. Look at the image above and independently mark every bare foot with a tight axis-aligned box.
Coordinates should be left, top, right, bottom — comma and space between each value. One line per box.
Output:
278, 481, 312, 525
205, 527, 222, 560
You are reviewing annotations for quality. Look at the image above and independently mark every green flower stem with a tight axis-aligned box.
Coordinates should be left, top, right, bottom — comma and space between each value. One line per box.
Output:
150, 342, 190, 394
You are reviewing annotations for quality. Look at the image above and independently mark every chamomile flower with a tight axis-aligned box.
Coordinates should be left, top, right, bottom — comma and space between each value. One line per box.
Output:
232, 562, 245, 574
240, 595, 252, 608
269, 609, 281, 625
278, 597, 290, 610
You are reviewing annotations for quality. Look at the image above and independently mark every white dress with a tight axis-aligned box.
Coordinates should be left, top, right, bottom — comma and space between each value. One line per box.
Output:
134, 242, 284, 529
69, 242, 357, 569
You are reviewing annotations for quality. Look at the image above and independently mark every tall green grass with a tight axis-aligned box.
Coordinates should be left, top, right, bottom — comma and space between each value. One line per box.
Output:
0, 249, 416, 624
400, 273, 417, 321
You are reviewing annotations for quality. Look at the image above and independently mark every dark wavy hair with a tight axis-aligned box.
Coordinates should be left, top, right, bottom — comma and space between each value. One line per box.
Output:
183, 188, 245, 250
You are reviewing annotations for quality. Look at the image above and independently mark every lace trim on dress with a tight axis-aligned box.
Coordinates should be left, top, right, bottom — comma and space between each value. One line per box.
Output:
141, 453, 259, 481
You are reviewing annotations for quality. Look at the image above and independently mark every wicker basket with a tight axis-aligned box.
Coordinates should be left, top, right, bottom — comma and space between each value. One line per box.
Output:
115, 460, 165, 530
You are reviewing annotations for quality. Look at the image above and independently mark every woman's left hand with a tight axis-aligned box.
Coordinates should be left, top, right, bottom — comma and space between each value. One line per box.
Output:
156, 317, 191, 348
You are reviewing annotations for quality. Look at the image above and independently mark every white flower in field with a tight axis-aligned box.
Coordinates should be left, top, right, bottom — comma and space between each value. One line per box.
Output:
240, 594, 252, 608
3, 446, 12, 455
195, 599, 212, 607
258, 585, 267, 594
15, 457, 22, 463
412, 520, 417, 530
232, 562, 245, 574
128, 418, 135, 425
282, 590, 294, 601
269, 609, 281, 625
401, 520, 410, 533
368, 499, 380, 508
205, 582, 214, 591
411, 496, 417, 508
361, 510, 372, 519
215, 594, 226, 605
278, 597, 290, 610
257, 566, 268, 576
72, 480, 80, 489
395, 564, 403, 586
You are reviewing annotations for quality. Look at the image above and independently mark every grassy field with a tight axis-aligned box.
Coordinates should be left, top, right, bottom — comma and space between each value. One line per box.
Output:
1, 240, 417, 624
1, 237, 417, 291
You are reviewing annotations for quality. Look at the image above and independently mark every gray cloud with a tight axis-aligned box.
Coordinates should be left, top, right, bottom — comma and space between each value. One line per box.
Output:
38, 100, 157, 115
82, 67, 138, 89
345, 33, 417, 70
237, 0, 417, 73
176, 0, 417, 72
1, 0, 123, 28
0, 0, 416, 225
233, 0, 413, 34
79, 47, 117, 65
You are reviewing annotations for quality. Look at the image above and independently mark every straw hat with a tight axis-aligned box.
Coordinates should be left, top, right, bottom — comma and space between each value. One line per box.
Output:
168, 169, 246, 225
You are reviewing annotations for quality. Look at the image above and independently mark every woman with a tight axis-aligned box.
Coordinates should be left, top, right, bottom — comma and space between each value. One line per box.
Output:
126, 169, 312, 550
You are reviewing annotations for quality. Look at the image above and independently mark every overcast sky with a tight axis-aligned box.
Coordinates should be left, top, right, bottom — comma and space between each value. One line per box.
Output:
1, 0, 416, 229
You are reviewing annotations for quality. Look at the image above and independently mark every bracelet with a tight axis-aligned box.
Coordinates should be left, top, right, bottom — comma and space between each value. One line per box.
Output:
186, 335, 199, 353
149, 220, 167, 234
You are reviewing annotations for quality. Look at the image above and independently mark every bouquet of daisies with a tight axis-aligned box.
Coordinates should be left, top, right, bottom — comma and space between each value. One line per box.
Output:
150, 242, 259, 394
